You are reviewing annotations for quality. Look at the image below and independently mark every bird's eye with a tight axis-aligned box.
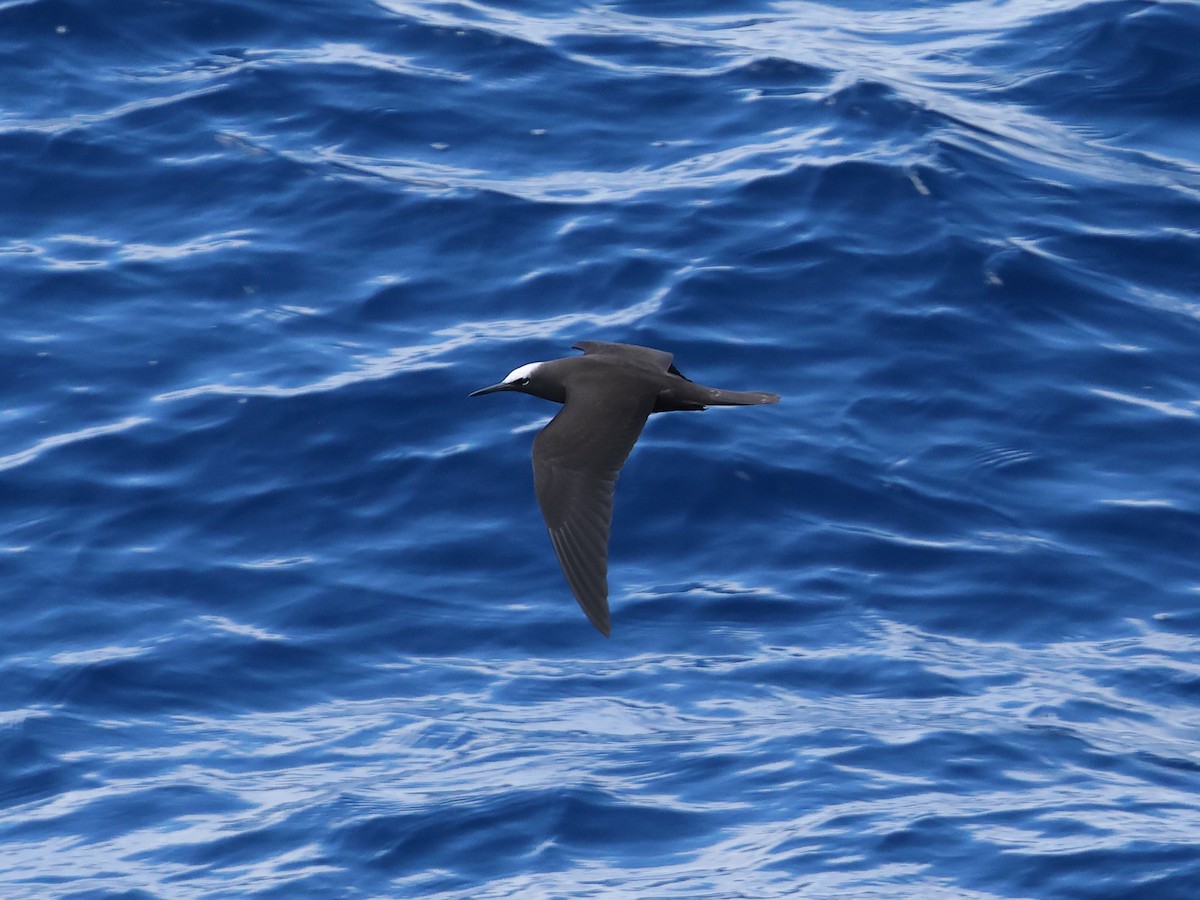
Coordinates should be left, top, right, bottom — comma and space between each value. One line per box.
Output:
519, 377, 530, 385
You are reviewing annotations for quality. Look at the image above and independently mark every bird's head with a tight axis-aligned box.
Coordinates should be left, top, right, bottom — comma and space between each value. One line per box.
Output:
470, 361, 563, 402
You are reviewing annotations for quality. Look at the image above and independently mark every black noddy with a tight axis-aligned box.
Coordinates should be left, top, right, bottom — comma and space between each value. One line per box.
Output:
470, 340, 780, 636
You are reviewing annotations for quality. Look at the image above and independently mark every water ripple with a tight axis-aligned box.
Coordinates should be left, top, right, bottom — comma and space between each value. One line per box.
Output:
4, 0, 1200, 896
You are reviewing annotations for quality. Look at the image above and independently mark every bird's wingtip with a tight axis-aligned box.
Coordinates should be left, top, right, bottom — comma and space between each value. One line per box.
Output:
587, 611, 612, 637
584, 606, 611, 637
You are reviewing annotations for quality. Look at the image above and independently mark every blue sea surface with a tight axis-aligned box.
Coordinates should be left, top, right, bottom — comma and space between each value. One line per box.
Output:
4, 0, 1200, 896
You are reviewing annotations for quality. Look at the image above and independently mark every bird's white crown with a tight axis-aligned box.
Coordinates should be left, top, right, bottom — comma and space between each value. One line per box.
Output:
504, 362, 544, 383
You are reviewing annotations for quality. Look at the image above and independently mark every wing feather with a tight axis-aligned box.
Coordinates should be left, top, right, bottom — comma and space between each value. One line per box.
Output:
532, 385, 655, 636
572, 341, 674, 373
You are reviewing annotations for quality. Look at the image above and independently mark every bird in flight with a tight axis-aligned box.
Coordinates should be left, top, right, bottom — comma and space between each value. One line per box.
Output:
471, 341, 780, 636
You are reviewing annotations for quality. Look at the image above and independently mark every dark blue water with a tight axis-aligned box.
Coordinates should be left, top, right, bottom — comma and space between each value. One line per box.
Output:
4, 0, 1200, 896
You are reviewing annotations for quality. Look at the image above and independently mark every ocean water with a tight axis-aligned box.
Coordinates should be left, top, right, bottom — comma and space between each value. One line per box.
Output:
3, 0, 1200, 896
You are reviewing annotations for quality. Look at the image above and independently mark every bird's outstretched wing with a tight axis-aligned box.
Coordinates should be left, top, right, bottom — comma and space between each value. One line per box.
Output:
532, 385, 656, 636
573, 341, 674, 373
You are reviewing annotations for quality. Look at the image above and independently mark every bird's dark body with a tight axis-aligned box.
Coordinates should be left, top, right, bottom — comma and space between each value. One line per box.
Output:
522, 351, 772, 413
471, 341, 779, 636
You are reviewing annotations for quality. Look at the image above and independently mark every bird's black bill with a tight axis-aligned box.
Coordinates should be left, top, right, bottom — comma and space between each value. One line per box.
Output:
469, 383, 512, 397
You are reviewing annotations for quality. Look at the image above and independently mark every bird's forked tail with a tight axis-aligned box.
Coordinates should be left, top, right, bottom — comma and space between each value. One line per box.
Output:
703, 387, 780, 406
